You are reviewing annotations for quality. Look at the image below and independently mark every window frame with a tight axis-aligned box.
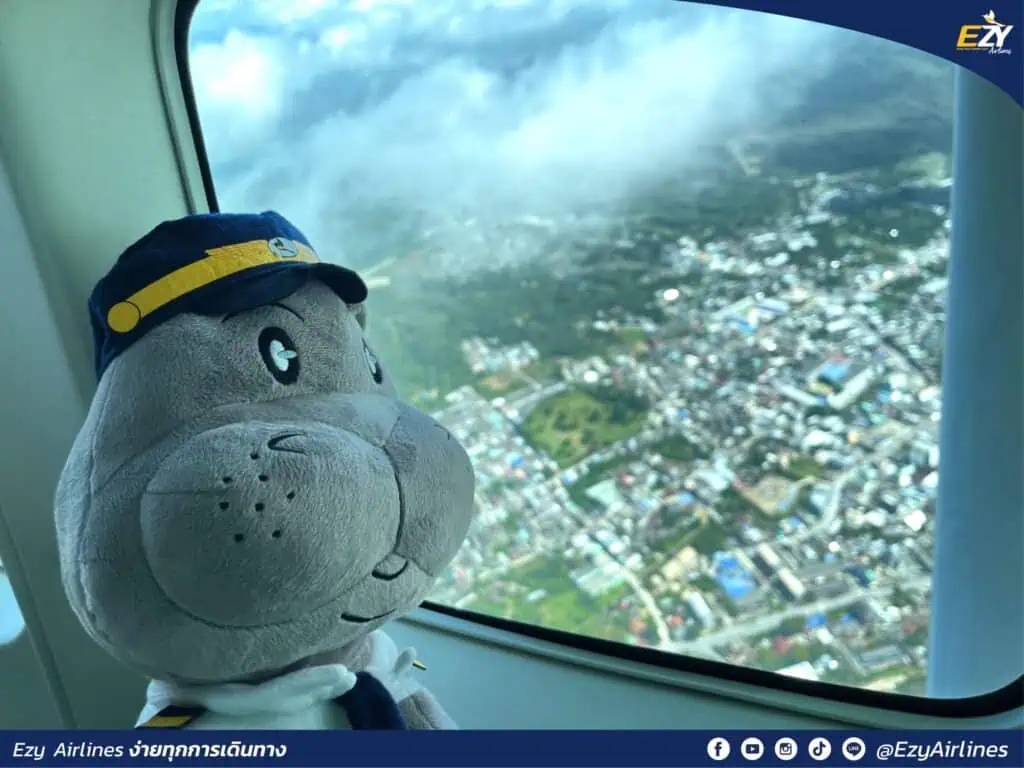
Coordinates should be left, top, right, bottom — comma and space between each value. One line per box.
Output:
173, 0, 1023, 719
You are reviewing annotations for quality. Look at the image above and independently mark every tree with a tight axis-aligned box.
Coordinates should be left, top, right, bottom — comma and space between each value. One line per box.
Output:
777, 617, 807, 636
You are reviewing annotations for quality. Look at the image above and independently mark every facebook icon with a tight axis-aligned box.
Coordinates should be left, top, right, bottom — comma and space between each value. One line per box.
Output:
707, 737, 731, 761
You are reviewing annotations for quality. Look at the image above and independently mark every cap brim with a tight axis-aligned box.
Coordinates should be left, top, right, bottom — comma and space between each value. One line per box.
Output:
310, 262, 369, 304
188, 262, 369, 319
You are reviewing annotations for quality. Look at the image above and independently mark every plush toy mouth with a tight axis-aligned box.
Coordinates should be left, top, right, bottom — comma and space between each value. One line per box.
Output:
371, 557, 409, 581
340, 609, 394, 623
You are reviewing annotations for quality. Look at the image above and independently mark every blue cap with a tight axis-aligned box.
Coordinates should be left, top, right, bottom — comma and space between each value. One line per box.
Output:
88, 211, 367, 380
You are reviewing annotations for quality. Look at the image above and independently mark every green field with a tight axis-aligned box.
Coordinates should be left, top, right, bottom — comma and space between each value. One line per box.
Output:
522, 386, 647, 467
651, 435, 707, 464
783, 454, 824, 480
466, 557, 632, 642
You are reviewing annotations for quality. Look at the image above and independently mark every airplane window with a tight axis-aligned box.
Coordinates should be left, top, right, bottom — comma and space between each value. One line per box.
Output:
187, 0, 956, 698
0, 558, 26, 645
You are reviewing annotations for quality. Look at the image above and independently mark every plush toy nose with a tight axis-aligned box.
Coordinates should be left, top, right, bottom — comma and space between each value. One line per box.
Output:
139, 422, 401, 627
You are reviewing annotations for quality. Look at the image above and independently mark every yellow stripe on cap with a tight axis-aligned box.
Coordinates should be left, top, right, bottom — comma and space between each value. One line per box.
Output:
106, 238, 319, 334
138, 714, 198, 729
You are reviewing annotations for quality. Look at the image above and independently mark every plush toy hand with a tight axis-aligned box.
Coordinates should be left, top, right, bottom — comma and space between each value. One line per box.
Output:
365, 637, 458, 729
398, 687, 458, 730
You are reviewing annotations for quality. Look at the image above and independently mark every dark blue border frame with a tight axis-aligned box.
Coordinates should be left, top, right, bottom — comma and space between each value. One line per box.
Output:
173, 0, 1023, 721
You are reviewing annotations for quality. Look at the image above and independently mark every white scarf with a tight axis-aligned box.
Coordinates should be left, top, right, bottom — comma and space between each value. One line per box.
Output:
135, 631, 421, 728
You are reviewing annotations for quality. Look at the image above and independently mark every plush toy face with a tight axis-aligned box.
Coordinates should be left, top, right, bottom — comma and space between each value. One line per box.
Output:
56, 279, 476, 683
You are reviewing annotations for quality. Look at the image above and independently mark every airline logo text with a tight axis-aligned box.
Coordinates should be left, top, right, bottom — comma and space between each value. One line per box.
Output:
957, 10, 1013, 54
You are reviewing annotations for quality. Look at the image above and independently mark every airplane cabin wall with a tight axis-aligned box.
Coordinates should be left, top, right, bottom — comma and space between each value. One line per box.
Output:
0, 0, 188, 728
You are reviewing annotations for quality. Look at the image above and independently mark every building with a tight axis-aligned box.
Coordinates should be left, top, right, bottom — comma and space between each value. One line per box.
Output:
685, 591, 716, 629
828, 366, 876, 409
817, 358, 851, 389
573, 564, 625, 598
777, 661, 820, 681
713, 552, 758, 602
753, 543, 782, 577
858, 644, 907, 674
777, 383, 827, 408
811, 579, 851, 600
586, 479, 626, 510
777, 567, 807, 601
660, 547, 700, 583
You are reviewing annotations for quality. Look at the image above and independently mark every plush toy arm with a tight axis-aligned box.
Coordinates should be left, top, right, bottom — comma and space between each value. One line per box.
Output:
399, 687, 458, 730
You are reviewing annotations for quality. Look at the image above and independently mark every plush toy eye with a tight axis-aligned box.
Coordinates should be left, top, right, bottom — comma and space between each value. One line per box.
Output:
258, 327, 300, 385
364, 340, 383, 384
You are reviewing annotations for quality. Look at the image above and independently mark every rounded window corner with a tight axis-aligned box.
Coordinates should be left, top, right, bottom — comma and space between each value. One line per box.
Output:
422, 601, 1023, 719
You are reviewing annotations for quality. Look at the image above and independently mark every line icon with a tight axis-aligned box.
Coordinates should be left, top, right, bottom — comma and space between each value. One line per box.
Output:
842, 737, 866, 761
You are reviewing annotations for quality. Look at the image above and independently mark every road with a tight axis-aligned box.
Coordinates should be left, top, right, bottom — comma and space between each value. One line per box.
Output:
570, 510, 672, 648
672, 589, 872, 653
669, 573, 931, 655
618, 562, 672, 647
501, 381, 568, 416
557, 428, 663, 478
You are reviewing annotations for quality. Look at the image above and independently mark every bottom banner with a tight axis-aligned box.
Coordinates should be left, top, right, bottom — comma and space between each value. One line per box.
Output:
2, 730, 1022, 767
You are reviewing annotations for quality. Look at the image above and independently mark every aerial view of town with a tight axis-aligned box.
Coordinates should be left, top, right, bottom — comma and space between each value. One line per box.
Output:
362, 69, 951, 699
416, 159, 946, 697
192, 0, 956, 697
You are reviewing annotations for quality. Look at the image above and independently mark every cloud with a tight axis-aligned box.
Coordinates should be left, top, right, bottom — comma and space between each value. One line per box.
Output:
189, 0, 841, 270
189, 31, 289, 159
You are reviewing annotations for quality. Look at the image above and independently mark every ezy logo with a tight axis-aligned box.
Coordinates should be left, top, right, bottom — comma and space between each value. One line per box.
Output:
957, 10, 1014, 54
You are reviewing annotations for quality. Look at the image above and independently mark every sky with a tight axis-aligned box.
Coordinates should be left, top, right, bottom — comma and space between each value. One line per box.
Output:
188, 0, 847, 270
0, 573, 24, 646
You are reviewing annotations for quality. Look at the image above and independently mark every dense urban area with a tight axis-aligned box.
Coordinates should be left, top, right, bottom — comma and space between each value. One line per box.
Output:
369, 133, 951, 696
186, 2, 956, 697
